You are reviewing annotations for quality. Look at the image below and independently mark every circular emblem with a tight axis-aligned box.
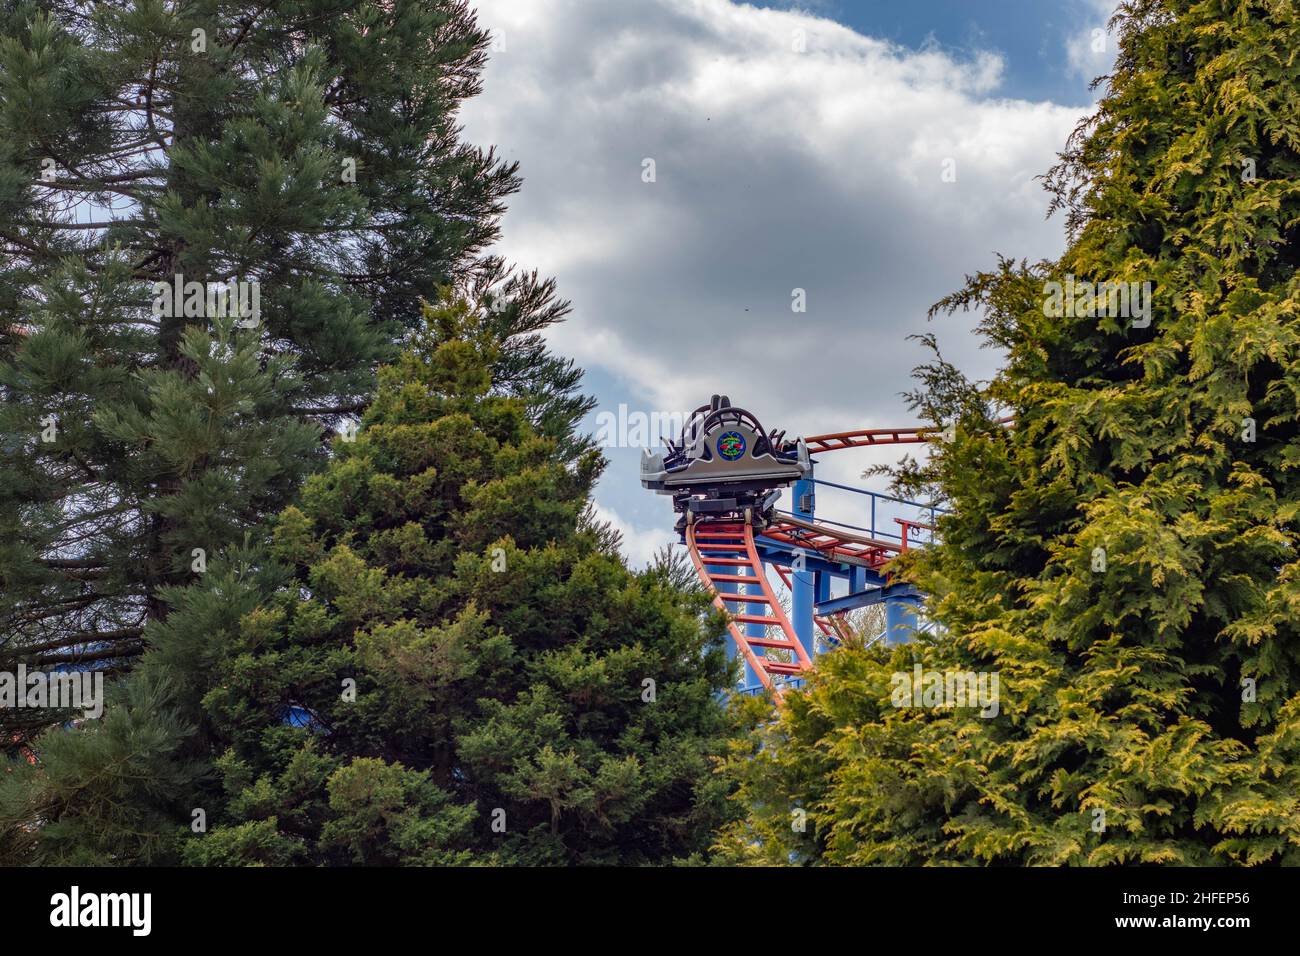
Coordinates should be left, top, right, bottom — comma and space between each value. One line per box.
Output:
717, 431, 746, 461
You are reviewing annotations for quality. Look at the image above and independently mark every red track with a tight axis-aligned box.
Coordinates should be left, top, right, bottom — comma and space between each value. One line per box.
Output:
679, 416, 1004, 695
762, 516, 900, 570
801, 425, 934, 454
685, 520, 813, 696
683, 514, 914, 696
803, 416, 1013, 455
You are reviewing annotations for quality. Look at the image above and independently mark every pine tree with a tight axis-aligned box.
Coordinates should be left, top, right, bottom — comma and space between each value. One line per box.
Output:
718, 0, 1300, 865
185, 300, 733, 865
4, 299, 735, 864
0, 0, 518, 751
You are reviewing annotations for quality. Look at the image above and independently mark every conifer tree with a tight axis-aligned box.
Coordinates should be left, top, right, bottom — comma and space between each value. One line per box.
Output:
718, 0, 1300, 865
0, 0, 518, 750
3, 299, 735, 865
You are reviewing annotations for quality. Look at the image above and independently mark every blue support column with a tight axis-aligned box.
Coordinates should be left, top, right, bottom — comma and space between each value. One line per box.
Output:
884, 593, 921, 644
849, 565, 867, 593
791, 475, 816, 661
814, 572, 831, 654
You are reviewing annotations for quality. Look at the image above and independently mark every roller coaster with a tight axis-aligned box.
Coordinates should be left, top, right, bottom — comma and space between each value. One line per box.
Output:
642, 395, 941, 696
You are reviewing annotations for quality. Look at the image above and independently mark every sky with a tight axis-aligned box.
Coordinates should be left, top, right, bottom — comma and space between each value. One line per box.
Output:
459, 0, 1119, 565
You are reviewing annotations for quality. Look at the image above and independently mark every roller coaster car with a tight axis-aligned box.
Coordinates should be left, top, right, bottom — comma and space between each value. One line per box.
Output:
640, 395, 810, 525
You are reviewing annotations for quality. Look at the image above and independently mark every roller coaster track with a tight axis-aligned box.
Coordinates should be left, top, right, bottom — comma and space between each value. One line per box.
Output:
802, 416, 1013, 455
764, 513, 902, 570
683, 497, 927, 695
678, 416, 1015, 696
802, 425, 934, 454
685, 519, 814, 696
684, 512, 904, 696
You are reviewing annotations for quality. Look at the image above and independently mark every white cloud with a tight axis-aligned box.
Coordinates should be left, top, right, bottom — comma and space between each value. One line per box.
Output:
590, 501, 678, 569
461, 0, 1090, 559
1065, 0, 1121, 86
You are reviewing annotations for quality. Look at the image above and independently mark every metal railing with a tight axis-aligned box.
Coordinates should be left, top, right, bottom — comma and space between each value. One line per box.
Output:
810, 480, 945, 549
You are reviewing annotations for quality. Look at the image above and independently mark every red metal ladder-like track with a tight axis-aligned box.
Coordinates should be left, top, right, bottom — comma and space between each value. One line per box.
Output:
685, 519, 813, 696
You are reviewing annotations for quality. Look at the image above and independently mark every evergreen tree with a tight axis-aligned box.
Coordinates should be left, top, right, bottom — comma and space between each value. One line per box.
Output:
4, 299, 735, 864
718, 0, 1300, 865
0, 0, 518, 750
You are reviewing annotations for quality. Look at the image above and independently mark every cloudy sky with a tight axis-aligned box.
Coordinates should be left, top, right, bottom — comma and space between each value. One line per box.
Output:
460, 0, 1118, 565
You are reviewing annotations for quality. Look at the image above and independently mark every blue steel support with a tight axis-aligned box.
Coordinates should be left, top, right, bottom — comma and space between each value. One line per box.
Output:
814, 572, 831, 652
791, 474, 816, 661
817, 580, 913, 615
884, 593, 921, 644
849, 564, 867, 593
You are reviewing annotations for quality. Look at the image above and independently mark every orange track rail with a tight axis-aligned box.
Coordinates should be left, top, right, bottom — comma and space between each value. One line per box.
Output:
803, 416, 1013, 455
762, 517, 901, 570
802, 426, 934, 454
680, 416, 1008, 693
685, 520, 813, 696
